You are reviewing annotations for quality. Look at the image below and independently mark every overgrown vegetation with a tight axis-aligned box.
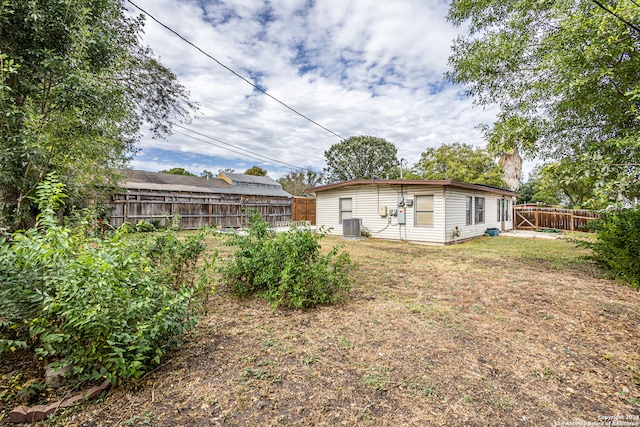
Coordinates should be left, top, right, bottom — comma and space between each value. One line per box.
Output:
60, 234, 640, 426
0, 0, 196, 229
447, 0, 640, 207
219, 209, 354, 308
0, 175, 213, 385
582, 207, 640, 289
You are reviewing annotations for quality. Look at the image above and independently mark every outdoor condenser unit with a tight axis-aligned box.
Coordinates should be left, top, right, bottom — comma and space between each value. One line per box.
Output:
343, 218, 361, 237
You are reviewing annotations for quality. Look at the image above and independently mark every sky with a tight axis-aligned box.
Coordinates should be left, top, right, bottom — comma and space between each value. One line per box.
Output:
124, 0, 525, 180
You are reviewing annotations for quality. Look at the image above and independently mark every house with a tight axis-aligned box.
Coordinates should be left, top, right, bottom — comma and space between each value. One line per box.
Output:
106, 170, 293, 229
309, 179, 518, 244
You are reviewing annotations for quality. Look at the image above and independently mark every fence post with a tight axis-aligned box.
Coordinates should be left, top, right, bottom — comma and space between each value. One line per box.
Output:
570, 211, 574, 231
535, 205, 539, 229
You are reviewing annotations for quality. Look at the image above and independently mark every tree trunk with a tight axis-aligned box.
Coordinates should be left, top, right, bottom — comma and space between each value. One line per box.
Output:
500, 147, 523, 192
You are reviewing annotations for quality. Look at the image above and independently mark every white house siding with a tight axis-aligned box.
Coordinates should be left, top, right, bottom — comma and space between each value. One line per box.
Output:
403, 186, 446, 243
445, 188, 495, 243
443, 188, 515, 243
315, 182, 517, 245
316, 184, 447, 243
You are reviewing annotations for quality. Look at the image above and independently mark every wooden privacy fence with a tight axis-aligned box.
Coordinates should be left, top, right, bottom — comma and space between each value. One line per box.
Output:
292, 197, 316, 225
108, 190, 293, 230
513, 205, 600, 232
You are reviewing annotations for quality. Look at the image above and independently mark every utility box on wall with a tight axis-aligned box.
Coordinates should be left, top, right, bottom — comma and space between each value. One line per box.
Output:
397, 207, 406, 224
378, 205, 387, 216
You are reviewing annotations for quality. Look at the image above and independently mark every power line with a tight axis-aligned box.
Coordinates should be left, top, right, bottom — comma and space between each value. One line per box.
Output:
63, 78, 315, 171
171, 127, 307, 170
172, 123, 305, 168
126, 0, 346, 141
591, 0, 640, 33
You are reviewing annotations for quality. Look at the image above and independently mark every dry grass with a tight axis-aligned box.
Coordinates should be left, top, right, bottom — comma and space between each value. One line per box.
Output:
5, 234, 640, 426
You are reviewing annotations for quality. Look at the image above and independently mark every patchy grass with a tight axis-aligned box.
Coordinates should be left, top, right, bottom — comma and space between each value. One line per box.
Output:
3, 233, 640, 426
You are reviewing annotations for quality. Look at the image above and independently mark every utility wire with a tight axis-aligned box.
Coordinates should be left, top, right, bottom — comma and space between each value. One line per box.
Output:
591, 0, 640, 33
171, 123, 300, 168
172, 128, 306, 170
126, 0, 346, 141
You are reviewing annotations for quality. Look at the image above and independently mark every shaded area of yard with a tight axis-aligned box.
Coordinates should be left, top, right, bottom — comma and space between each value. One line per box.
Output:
5, 234, 640, 426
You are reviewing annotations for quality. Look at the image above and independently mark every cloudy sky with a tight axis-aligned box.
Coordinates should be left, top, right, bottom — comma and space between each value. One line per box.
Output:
124, 0, 510, 179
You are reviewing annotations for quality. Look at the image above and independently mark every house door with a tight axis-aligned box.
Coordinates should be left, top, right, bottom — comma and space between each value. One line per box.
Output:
499, 198, 509, 231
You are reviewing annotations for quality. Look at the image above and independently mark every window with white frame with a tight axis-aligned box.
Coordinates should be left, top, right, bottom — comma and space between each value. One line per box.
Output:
466, 196, 473, 225
339, 198, 352, 224
415, 195, 434, 227
475, 197, 485, 224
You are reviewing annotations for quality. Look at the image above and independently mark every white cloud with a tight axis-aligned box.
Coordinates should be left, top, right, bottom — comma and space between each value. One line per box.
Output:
125, 0, 531, 178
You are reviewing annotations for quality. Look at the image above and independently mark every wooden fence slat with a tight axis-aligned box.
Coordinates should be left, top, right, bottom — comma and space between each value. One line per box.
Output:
107, 191, 318, 230
513, 205, 599, 232
293, 197, 316, 225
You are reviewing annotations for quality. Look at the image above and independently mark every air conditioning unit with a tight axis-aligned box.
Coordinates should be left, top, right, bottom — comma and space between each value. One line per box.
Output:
343, 218, 361, 237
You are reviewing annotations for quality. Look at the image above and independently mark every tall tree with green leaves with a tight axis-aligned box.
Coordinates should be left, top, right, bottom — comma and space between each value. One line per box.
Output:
413, 143, 505, 187
159, 168, 195, 176
244, 166, 268, 176
277, 169, 323, 196
484, 114, 539, 191
0, 0, 195, 228
517, 166, 564, 206
447, 0, 640, 206
323, 136, 398, 183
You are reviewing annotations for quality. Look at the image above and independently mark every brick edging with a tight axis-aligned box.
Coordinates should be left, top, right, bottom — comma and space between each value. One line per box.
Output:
8, 380, 111, 424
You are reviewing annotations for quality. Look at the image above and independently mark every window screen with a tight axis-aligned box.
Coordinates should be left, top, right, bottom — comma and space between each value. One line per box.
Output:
415, 195, 434, 226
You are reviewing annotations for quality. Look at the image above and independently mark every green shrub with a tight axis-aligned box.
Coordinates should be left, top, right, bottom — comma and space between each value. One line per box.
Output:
582, 206, 640, 289
220, 209, 354, 308
0, 174, 214, 384
135, 220, 156, 232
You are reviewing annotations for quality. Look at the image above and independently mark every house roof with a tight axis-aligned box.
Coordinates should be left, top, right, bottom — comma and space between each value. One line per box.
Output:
308, 179, 519, 196
217, 172, 283, 189
120, 170, 292, 198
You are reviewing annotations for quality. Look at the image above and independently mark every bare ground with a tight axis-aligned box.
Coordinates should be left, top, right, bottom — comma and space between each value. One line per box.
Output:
3, 234, 640, 426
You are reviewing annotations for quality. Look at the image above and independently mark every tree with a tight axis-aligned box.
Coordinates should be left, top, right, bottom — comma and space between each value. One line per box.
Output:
217, 168, 236, 175
0, 0, 195, 229
277, 169, 324, 196
484, 114, 539, 192
536, 161, 601, 209
413, 143, 505, 187
244, 166, 268, 176
324, 136, 398, 183
200, 170, 215, 178
517, 166, 563, 206
159, 168, 195, 176
447, 0, 640, 205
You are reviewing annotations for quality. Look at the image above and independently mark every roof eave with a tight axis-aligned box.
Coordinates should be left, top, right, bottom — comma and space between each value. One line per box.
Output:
307, 179, 519, 196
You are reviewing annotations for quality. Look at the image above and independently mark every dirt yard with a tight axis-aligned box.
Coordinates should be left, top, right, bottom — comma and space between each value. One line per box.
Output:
4, 233, 640, 426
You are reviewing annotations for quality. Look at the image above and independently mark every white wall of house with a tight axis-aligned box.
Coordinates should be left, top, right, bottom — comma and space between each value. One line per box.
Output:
316, 183, 515, 244
443, 188, 514, 243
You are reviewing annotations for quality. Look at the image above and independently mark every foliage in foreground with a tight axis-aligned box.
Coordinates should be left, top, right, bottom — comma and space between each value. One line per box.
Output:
0, 0, 195, 229
581, 207, 640, 289
0, 176, 213, 384
220, 210, 354, 308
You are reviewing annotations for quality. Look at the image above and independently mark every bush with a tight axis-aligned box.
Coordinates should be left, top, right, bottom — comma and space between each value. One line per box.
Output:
583, 206, 640, 289
0, 174, 214, 384
135, 220, 156, 232
220, 209, 354, 308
